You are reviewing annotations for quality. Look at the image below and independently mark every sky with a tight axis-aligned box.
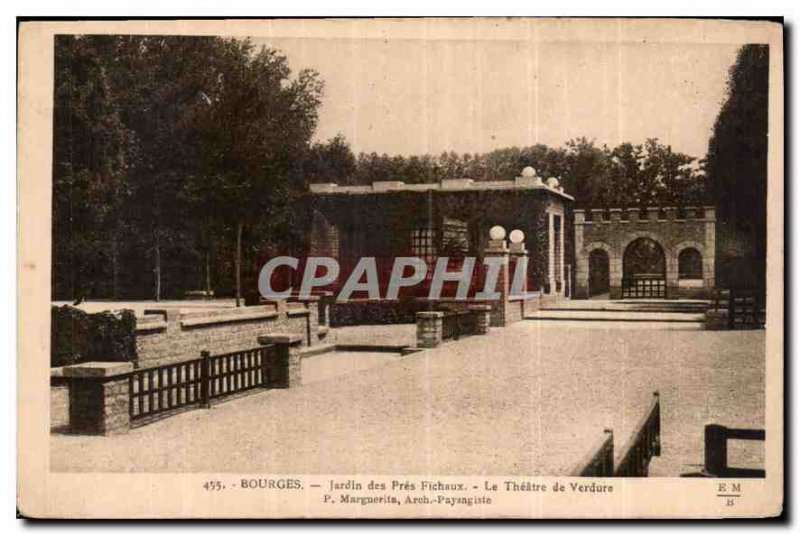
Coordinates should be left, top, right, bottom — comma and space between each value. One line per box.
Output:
253, 33, 740, 160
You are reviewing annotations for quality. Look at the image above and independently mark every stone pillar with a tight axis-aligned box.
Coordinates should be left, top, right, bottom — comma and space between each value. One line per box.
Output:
646, 207, 660, 222
257, 334, 304, 388
416, 311, 444, 348
574, 210, 588, 299
62, 362, 134, 436
609, 251, 623, 300
547, 212, 555, 294
566, 264, 572, 298
484, 239, 510, 326
704, 206, 716, 292
627, 208, 641, 223
468, 305, 492, 334
509, 241, 528, 295
590, 208, 605, 223
666, 253, 679, 300
509, 241, 529, 323
291, 295, 320, 346
706, 309, 729, 330
317, 291, 333, 327
557, 216, 565, 295
609, 208, 622, 223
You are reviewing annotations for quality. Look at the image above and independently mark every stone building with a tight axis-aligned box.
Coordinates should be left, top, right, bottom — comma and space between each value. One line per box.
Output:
573, 206, 716, 300
305, 167, 574, 319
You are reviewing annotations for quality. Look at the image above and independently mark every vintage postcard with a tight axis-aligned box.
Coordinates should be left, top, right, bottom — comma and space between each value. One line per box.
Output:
17, 17, 783, 519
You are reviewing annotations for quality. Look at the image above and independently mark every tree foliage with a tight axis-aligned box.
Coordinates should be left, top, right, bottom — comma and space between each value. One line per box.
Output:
333, 137, 706, 209
53, 33, 717, 302
52, 35, 324, 301
704, 44, 769, 289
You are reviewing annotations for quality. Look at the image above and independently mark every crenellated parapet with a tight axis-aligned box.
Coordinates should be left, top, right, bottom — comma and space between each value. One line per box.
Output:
574, 206, 715, 224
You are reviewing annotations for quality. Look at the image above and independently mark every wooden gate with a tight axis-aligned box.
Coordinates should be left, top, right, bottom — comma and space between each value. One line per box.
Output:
622, 274, 667, 298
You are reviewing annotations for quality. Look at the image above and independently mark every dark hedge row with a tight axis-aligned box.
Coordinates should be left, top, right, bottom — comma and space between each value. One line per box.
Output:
329, 299, 428, 327
51, 305, 138, 368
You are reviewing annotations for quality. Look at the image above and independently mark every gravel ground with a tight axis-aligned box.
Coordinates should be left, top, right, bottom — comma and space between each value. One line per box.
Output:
51, 325, 764, 476
302, 351, 404, 386
329, 325, 417, 347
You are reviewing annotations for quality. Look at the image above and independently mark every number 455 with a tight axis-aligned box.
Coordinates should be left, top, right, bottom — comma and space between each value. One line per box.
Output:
204, 480, 224, 491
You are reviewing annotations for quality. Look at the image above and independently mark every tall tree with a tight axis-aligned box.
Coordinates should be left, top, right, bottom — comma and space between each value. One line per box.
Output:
187, 39, 324, 305
52, 35, 324, 302
52, 35, 133, 300
705, 44, 769, 289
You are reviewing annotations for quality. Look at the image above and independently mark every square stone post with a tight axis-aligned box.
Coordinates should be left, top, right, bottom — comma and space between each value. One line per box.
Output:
609, 208, 622, 223
468, 305, 492, 334
666, 255, 679, 300
664, 207, 678, 221
627, 208, 641, 223
509, 241, 530, 321
590, 208, 605, 223
703, 206, 716, 293
62, 362, 134, 436
509, 241, 528, 295
646, 207, 660, 221
290, 295, 320, 346
574, 210, 589, 299
484, 239, 510, 326
609, 250, 623, 300
416, 311, 444, 348
257, 334, 304, 388
705, 309, 730, 330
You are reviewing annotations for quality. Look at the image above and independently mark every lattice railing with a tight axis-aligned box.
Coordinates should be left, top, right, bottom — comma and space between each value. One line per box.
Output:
129, 345, 275, 423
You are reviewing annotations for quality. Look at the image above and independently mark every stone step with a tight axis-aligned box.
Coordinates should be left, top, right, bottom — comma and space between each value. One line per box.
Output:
523, 320, 705, 331
541, 299, 710, 314
526, 310, 706, 322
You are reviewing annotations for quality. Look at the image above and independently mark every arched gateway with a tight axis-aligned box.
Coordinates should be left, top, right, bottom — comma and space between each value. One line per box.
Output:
573, 206, 716, 300
622, 237, 666, 298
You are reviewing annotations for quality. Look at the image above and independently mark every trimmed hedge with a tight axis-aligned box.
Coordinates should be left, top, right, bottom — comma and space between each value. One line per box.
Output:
329, 299, 428, 327
51, 305, 138, 368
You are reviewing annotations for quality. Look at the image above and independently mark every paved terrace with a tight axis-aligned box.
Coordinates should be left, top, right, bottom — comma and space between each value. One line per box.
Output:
51, 325, 764, 476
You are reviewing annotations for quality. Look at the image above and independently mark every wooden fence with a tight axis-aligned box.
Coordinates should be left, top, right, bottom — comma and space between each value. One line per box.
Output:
129, 345, 275, 423
703, 424, 765, 478
614, 392, 662, 476
571, 392, 661, 477
442, 311, 477, 340
441, 310, 477, 341
712, 288, 763, 330
570, 429, 614, 477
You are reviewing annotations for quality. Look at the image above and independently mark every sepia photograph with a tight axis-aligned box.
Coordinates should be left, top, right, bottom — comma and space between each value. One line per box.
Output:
17, 17, 784, 519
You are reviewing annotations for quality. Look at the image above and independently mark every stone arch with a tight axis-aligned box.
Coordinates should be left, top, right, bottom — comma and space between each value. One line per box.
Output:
577, 241, 619, 299
582, 241, 615, 259
673, 240, 706, 257
586, 247, 611, 297
674, 240, 706, 281
621, 231, 673, 259
621, 235, 668, 298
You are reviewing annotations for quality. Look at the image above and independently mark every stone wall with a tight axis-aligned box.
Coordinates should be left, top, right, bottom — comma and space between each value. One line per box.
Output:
135, 302, 317, 365
574, 206, 716, 299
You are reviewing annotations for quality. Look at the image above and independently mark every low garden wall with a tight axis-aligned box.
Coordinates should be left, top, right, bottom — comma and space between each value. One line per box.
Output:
136, 302, 318, 365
